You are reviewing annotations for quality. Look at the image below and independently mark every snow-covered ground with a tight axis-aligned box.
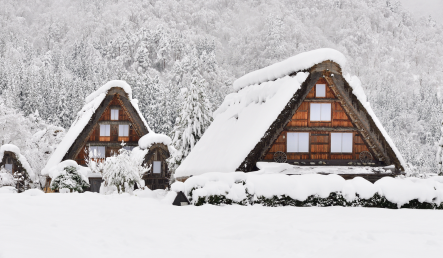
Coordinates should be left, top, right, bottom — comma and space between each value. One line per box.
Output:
1, 191, 442, 258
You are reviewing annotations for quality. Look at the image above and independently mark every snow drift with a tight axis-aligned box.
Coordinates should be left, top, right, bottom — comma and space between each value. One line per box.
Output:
171, 172, 443, 208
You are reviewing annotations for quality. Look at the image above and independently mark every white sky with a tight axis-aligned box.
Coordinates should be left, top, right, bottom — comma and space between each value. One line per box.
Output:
397, 0, 443, 24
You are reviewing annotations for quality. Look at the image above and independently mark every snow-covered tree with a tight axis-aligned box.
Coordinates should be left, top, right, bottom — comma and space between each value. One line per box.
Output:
99, 145, 149, 194
50, 165, 90, 193
0, 167, 15, 187
437, 124, 443, 175
170, 71, 213, 170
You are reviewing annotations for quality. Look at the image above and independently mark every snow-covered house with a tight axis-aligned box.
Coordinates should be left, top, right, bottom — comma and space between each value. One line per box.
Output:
0, 144, 35, 191
175, 48, 405, 182
42, 80, 151, 191
138, 132, 174, 190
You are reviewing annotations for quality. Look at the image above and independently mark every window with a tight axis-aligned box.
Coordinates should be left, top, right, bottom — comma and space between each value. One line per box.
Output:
310, 103, 331, 121
118, 124, 129, 141
5, 164, 12, 173
5, 157, 12, 173
331, 133, 353, 153
316, 84, 326, 97
89, 146, 106, 158
111, 109, 119, 120
287, 132, 310, 152
119, 125, 129, 137
100, 125, 110, 136
99, 124, 110, 141
123, 146, 135, 152
153, 161, 161, 174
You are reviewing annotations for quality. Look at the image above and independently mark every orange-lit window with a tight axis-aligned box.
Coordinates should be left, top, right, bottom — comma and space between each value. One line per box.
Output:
99, 124, 111, 141
118, 125, 129, 142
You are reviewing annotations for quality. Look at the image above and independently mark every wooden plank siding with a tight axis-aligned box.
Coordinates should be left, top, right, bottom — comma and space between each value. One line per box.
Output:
263, 78, 376, 164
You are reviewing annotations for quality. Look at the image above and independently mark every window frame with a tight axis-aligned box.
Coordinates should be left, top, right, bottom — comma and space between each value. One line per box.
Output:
89, 146, 106, 158
118, 124, 129, 137
4, 163, 13, 173
100, 124, 111, 136
99, 124, 111, 141
310, 103, 332, 122
315, 84, 326, 98
110, 109, 119, 120
330, 132, 353, 154
153, 161, 161, 174
286, 132, 310, 153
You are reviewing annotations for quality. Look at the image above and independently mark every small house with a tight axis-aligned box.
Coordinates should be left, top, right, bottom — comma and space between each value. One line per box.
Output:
42, 80, 151, 192
175, 49, 405, 182
138, 133, 173, 190
0, 144, 35, 191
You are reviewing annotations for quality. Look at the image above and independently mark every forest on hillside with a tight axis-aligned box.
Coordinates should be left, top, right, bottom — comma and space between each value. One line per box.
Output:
0, 0, 442, 176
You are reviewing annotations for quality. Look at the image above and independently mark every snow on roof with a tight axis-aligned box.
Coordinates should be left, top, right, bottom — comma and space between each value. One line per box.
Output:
254, 162, 394, 175
138, 132, 172, 150
176, 48, 405, 177
42, 80, 151, 176
175, 72, 309, 177
233, 48, 347, 91
344, 75, 406, 168
0, 144, 35, 180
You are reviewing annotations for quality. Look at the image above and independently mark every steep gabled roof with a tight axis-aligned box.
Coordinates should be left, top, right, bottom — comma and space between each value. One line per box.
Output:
175, 49, 405, 178
0, 144, 35, 180
42, 80, 150, 175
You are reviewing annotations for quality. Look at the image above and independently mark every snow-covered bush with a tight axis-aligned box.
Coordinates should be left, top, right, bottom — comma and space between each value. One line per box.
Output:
49, 160, 90, 193
437, 125, 443, 176
171, 173, 443, 209
95, 146, 149, 194
0, 168, 15, 187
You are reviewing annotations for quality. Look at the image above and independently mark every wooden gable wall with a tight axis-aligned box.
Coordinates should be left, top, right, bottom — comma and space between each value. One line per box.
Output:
263, 77, 375, 164
74, 94, 143, 165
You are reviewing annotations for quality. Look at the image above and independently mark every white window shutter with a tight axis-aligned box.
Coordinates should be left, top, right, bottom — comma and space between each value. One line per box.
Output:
330, 133, 342, 153
287, 133, 298, 152
298, 133, 310, 152
342, 133, 353, 153
320, 103, 331, 121
153, 161, 161, 174
316, 84, 326, 97
310, 103, 321, 121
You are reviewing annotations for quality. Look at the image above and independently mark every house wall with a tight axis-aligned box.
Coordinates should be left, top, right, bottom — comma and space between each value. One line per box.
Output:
142, 144, 170, 190
263, 78, 376, 164
74, 95, 142, 165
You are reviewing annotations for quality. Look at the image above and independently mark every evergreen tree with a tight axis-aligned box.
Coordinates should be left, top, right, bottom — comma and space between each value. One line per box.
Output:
437, 123, 443, 176
170, 71, 212, 170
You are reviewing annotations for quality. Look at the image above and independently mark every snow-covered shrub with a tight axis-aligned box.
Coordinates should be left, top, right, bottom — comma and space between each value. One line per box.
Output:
0, 168, 15, 187
172, 173, 443, 209
51, 166, 90, 193
49, 160, 90, 193
98, 146, 149, 194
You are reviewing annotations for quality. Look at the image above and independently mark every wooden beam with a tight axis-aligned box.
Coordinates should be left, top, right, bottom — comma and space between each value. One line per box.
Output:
285, 126, 358, 132
303, 98, 340, 102
86, 142, 138, 147
323, 72, 390, 164
98, 121, 133, 125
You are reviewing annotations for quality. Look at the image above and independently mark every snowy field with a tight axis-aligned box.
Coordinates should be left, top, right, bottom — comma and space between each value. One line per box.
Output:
1, 192, 443, 258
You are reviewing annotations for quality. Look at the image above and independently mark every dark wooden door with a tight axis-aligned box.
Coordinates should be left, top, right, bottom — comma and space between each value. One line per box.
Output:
89, 178, 103, 193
